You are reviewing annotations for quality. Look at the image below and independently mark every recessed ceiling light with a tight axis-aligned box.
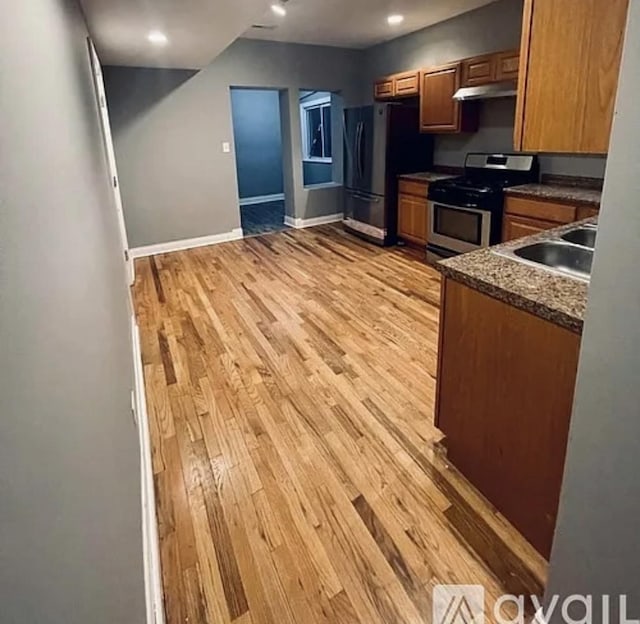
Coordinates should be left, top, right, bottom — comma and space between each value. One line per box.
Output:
271, 3, 287, 16
147, 31, 168, 45
387, 14, 404, 25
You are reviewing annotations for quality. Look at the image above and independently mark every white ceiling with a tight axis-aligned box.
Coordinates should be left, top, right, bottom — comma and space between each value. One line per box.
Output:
79, 0, 272, 69
245, 0, 499, 49
80, 0, 499, 69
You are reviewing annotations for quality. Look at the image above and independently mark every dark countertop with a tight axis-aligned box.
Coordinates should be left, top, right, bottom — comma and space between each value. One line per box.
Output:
398, 171, 456, 184
506, 183, 602, 207
435, 219, 596, 334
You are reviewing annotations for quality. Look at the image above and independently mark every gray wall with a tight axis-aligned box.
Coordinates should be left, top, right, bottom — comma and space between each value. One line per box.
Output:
231, 88, 284, 199
363, 0, 608, 178
545, 2, 640, 619
104, 39, 363, 248
0, 1, 145, 622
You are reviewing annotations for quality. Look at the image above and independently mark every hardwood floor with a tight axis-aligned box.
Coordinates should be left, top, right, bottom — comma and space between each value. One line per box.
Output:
133, 224, 547, 624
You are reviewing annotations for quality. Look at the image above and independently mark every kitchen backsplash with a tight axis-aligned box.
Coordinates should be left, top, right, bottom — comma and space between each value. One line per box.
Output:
433, 98, 607, 180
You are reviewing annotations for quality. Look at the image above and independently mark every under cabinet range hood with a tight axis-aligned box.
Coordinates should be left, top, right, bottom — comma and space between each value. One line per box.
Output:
453, 80, 518, 101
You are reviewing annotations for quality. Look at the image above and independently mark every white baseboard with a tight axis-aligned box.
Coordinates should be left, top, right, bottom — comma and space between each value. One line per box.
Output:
130, 228, 244, 258
284, 213, 344, 229
239, 193, 285, 206
132, 318, 165, 624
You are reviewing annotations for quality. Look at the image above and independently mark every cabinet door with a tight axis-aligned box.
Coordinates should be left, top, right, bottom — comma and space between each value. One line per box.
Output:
398, 193, 428, 245
515, 0, 628, 154
398, 194, 414, 240
576, 206, 599, 221
374, 79, 394, 100
436, 278, 580, 558
394, 72, 420, 97
502, 214, 555, 242
420, 63, 461, 132
461, 54, 495, 86
505, 196, 576, 224
495, 49, 520, 81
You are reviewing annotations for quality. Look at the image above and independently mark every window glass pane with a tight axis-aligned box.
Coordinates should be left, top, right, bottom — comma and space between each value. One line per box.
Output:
308, 107, 323, 158
322, 106, 332, 158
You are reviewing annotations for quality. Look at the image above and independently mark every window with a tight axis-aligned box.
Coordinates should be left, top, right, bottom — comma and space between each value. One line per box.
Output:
301, 95, 332, 162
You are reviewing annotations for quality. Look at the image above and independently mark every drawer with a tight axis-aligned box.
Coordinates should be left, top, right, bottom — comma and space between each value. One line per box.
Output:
505, 196, 577, 224
399, 179, 428, 197
394, 72, 420, 97
374, 79, 394, 100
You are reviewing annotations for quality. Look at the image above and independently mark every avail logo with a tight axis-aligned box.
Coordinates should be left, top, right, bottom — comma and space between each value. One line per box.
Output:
433, 585, 486, 624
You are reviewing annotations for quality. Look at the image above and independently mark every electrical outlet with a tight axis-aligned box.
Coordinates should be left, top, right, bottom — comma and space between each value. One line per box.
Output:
222, 141, 231, 153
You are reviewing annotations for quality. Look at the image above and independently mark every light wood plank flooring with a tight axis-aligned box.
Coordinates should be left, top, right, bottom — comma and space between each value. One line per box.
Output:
134, 224, 547, 624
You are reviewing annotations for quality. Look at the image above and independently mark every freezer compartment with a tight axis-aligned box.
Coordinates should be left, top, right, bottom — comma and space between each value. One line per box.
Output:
344, 189, 388, 245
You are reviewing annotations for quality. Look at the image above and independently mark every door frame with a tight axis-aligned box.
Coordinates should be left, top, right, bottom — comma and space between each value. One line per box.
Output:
87, 38, 134, 287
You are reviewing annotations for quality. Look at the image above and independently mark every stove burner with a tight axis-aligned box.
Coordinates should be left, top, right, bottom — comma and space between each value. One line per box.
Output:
427, 153, 540, 211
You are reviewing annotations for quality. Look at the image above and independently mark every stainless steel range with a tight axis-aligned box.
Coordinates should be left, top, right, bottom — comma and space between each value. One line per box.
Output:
426, 153, 539, 263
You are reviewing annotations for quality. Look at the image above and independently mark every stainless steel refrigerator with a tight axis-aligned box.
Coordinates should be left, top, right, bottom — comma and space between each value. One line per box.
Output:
343, 103, 434, 246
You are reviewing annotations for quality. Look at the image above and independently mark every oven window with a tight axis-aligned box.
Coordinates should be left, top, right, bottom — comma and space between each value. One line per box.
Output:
434, 205, 483, 245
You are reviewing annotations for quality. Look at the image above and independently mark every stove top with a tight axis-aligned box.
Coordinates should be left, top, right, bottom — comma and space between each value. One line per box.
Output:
428, 153, 539, 211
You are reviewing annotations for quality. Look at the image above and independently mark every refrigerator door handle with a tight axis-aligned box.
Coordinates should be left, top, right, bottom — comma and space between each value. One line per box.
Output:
349, 191, 381, 203
354, 122, 363, 184
357, 122, 365, 181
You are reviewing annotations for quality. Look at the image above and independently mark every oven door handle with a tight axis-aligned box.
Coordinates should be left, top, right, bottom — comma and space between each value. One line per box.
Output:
428, 200, 491, 215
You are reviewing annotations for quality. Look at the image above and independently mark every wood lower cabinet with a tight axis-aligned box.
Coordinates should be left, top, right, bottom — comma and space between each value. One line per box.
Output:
436, 278, 580, 558
514, 0, 629, 154
502, 195, 599, 242
398, 194, 428, 245
503, 214, 553, 241
397, 179, 429, 245
420, 63, 478, 133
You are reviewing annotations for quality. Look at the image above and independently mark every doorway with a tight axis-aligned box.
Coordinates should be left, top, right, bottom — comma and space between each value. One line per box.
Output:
230, 88, 288, 237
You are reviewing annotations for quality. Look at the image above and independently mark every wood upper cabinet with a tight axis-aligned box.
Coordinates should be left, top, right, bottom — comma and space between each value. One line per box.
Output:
461, 49, 520, 87
374, 78, 394, 100
393, 71, 420, 97
495, 49, 520, 81
420, 63, 478, 133
514, 0, 629, 154
436, 278, 580, 557
374, 71, 420, 100
461, 54, 496, 86
420, 64, 460, 131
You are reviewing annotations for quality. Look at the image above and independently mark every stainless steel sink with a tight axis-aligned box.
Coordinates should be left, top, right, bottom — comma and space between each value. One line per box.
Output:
493, 222, 597, 282
561, 226, 597, 249
512, 241, 593, 281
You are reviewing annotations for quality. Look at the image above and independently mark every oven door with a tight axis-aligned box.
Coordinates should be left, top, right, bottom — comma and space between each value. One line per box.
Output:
428, 201, 492, 254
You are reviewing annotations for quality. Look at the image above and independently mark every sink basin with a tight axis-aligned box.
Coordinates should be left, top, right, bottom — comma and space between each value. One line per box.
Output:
512, 241, 593, 281
561, 226, 597, 249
